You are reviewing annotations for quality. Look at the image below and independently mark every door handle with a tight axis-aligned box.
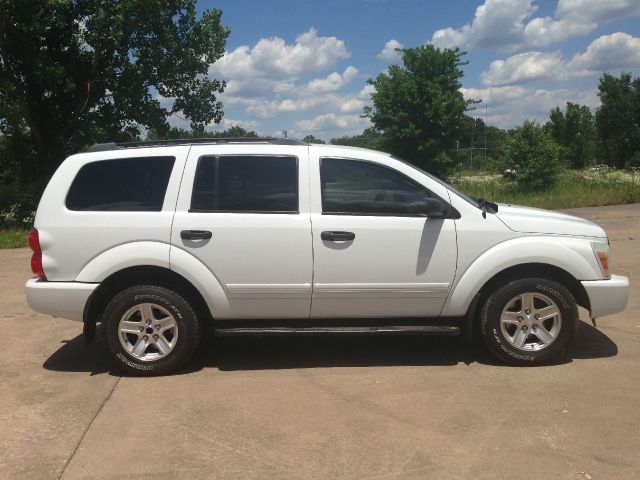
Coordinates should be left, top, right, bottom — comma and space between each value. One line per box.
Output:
321, 231, 356, 241
180, 230, 212, 240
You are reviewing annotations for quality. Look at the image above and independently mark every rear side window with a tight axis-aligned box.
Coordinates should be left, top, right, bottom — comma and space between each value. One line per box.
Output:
191, 155, 298, 213
66, 156, 175, 211
321, 157, 436, 216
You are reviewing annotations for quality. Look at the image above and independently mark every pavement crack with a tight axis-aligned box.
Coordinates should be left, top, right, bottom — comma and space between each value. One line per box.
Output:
57, 377, 121, 480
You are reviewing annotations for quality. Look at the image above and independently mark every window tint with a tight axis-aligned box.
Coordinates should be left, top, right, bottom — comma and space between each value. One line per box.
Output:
66, 156, 175, 211
321, 158, 435, 216
191, 155, 298, 213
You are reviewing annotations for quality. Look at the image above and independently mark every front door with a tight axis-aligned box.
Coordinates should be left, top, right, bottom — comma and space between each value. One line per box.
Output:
171, 145, 312, 319
309, 155, 457, 318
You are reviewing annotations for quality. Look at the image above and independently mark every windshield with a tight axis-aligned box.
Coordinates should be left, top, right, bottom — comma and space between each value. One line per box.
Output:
391, 156, 481, 208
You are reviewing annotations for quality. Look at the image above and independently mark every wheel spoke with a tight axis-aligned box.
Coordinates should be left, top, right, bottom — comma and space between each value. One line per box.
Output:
155, 336, 171, 355
521, 292, 534, 312
502, 311, 521, 325
155, 316, 176, 332
131, 337, 148, 357
533, 326, 554, 344
536, 305, 559, 321
139, 304, 154, 323
120, 321, 142, 334
512, 328, 529, 348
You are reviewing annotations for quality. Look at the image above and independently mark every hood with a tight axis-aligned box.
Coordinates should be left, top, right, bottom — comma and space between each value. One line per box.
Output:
495, 204, 607, 239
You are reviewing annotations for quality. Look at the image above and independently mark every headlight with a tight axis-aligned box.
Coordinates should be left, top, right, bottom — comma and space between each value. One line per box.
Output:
591, 241, 611, 279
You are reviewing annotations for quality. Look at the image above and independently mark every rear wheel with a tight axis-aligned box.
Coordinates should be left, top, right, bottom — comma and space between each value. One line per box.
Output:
480, 278, 578, 365
104, 285, 201, 375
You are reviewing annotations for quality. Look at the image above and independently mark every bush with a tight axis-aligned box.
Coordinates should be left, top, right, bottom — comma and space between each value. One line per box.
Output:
0, 203, 35, 229
625, 151, 640, 170
500, 121, 562, 190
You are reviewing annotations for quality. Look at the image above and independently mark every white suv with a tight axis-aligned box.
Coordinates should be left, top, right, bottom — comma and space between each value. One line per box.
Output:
25, 138, 629, 374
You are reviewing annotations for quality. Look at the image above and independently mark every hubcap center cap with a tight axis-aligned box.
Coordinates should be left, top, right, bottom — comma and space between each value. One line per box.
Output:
145, 326, 154, 334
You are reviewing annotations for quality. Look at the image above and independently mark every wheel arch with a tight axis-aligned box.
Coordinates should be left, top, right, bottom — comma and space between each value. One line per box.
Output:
461, 262, 590, 336
83, 265, 213, 344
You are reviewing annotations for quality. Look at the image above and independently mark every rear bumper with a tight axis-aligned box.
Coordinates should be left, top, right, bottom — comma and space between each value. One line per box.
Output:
581, 274, 629, 318
25, 278, 98, 322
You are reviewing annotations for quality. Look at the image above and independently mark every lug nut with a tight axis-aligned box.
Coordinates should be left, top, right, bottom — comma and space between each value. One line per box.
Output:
155, 325, 161, 330
534, 314, 540, 320
517, 316, 523, 321
143, 335, 148, 341
138, 326, 144, 332
522, 326, 528, 331
525, 309, 531, 315
153, 334, 159, 340
146, 320, 152, 326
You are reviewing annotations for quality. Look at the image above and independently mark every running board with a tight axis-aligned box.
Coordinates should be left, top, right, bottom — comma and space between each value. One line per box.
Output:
214, 325, 461, 337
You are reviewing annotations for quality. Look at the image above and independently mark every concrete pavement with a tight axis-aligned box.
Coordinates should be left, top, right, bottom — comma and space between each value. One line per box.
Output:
1, 204, 638, 479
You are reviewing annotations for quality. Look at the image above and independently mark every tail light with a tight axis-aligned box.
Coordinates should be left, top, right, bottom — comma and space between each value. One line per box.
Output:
28, 229, 47, 280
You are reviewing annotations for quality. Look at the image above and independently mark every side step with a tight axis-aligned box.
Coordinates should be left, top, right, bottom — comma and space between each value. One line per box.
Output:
215, 325, 460, 337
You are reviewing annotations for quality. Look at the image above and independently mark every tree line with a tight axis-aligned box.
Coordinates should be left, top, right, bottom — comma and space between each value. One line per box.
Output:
2, 1, 640, 221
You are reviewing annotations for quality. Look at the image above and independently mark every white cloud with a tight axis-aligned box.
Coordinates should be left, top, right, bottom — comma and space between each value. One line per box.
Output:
431, 0, 640, 53
480, 32, 640, 86
297, 66, 359, 95
377, 39, 404, 61
567, 32, 640, 74
461, 85, 599, 127
481, 51, 566, 86
208, 118, 262, 132
555, 0, 640, 24
209, 28, 350, 97
295, 113, 370, 133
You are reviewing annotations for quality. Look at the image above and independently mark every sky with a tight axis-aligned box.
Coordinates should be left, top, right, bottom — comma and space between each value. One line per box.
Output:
180, 0, 640, 140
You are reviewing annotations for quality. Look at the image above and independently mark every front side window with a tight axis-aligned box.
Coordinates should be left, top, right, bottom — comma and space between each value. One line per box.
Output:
191, 155, 298, 213
321, 157, 436, 216
66, 156, 175, 211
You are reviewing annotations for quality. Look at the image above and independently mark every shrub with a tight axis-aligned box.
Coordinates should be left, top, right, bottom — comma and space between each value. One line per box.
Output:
625, 151, 640, 170
500, 120, 562, 190
0, 203, 35, 229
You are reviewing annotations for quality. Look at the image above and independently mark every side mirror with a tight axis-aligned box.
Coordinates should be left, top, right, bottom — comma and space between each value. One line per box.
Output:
421, 198, 449, 218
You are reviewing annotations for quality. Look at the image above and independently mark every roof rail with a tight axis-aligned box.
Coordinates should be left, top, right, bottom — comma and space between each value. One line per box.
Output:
85, 137, 308, 152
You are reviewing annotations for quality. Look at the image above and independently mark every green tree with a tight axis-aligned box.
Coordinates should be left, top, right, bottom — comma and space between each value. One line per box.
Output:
147, 126, 259, 140
0, 0, 230, 182
364, 45, 476, 176
457, 116, 509, 170
329, 128, 383, 150
545, 102, 597, 169
595, 72, 640, 167
500, 121, 561, 191
302, 134, 325, 144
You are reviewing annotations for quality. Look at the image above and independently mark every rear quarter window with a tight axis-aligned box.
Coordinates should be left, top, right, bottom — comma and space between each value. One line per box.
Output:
66, 156, 175, 211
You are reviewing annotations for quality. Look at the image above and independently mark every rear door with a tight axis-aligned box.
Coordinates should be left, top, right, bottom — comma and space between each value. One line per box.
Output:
171, 144, 312, 319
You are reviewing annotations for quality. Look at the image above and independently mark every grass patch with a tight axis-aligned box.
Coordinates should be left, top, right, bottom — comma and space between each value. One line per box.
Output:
0, 229, 29, 248
450, 169, 640, 209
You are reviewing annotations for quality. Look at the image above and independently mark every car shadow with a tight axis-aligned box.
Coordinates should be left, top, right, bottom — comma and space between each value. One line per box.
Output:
42, 320, 617, 376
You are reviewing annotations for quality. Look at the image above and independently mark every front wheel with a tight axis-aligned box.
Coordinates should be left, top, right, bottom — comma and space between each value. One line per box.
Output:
104, 285, 201, 375
480, 278, 578, 365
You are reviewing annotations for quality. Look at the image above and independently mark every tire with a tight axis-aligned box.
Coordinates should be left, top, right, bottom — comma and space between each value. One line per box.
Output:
104, 285, 201, 376
480, 278, 578, 366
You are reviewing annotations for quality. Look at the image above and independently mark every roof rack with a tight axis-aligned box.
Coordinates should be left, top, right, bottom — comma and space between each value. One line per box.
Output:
85, 137, 308, 152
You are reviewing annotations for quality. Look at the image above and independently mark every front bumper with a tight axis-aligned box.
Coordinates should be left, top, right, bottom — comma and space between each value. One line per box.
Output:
25, 278, 98, 322
581, 274, 630, 318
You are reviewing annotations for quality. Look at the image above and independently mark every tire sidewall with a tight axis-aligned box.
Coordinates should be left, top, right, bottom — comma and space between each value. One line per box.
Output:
104, 285, 200, 375
481, 278, 578, 365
